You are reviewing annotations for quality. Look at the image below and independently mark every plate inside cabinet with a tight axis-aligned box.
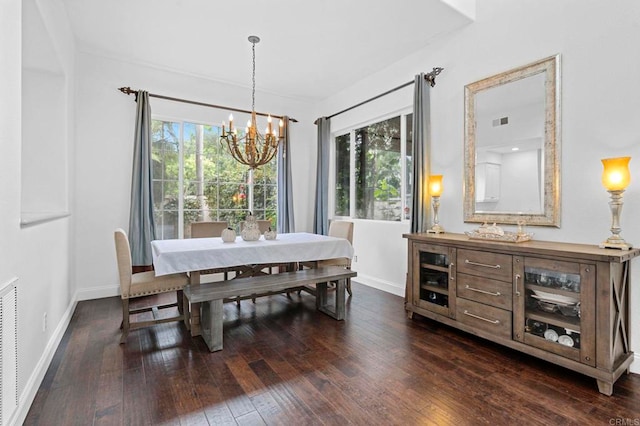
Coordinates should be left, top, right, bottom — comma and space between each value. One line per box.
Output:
558, 334, 574, 347
532, 290, 579, 305
544, 329, 559, 342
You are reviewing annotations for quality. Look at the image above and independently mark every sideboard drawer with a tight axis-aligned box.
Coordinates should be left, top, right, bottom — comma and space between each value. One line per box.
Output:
456, 298, 512, 340
457, 273, 512, 311
457, 249, 512, 282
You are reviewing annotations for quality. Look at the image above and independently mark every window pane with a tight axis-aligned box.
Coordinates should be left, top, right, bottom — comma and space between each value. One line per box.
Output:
155, 209, 178, 240
334, 133, 350, 216
153, 180, 179, 210
265, 209, 277, 227
405, 113, 413, 220
219, 210, 245, 230
355, 116, 402, 221
218, 183, 248, 210
182, 123, 197, 181
152, 120, 181, 237
254, 184, 266, 210
253, 158, 277, 223
151, 119, 278, 238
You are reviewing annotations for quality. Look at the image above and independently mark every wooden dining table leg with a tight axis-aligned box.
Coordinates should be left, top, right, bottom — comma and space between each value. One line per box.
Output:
189, 270, 202, 336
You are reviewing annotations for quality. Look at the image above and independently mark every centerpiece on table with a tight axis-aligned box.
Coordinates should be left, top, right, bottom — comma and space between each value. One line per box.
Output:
221, 227, 236, 243
264, 227, 277, 240
241, 212, 262, 241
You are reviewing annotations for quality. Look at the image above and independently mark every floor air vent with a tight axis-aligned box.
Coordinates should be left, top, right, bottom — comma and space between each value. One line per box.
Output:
1, 278, 18, 425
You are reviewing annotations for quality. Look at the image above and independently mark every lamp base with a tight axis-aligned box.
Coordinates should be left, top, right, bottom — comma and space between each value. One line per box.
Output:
599, 237, 633, 250
427, 224, 445, 234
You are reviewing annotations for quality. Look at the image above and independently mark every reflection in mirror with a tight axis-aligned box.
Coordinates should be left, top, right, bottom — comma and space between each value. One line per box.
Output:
464, 55, 560, 227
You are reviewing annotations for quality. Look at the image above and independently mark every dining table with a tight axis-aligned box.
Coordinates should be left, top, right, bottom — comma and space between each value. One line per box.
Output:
151, 232, 354, 335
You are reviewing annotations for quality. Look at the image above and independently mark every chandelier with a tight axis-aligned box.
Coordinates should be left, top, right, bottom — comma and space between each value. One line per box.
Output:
221, 35, 283, 169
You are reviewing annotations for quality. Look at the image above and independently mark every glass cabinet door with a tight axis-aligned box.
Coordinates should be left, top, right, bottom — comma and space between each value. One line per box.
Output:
514, 257, 595, 366
413, 243, 456, 318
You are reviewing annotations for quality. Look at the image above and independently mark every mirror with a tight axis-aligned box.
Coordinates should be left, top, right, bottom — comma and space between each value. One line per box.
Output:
464, 55, 561, 227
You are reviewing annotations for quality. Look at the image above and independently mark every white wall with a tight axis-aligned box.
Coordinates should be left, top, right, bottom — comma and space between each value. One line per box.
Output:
317, 0, 640, 369
1, 0, 77, 424
73, 52, 318, 300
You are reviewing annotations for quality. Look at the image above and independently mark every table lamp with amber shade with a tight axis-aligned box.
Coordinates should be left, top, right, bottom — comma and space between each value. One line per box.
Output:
427, 175, 444, 234
600, 157, 632, 250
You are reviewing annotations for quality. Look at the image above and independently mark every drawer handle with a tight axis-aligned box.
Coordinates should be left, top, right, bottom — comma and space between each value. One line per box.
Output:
465, 259, 501, 269
464, 284, 501, 297
463, 310, 500, 324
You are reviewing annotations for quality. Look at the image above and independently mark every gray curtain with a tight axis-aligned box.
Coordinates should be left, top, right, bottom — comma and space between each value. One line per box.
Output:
410, 74, 432, 233
277, 116, 295, 233
128, 90, 157, 266
313, 117, 331, 235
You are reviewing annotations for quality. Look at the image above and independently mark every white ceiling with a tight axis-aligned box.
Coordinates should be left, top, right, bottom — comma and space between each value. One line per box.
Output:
59, 0, 474, 101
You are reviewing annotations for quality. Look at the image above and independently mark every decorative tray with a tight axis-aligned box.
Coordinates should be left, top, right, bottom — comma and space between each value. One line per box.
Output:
464, 230, 533, 243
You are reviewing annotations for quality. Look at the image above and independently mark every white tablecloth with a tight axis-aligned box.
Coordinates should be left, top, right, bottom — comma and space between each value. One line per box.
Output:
151, 232, 354, 276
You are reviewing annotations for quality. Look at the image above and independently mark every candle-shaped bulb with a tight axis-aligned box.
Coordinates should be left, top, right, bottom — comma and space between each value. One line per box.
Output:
229, 114, 234, 130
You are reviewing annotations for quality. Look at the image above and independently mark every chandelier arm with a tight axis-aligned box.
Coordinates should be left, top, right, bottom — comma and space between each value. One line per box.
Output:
229, 139, 250, 166
260, 137, 271, 159
262, 147, 279, 165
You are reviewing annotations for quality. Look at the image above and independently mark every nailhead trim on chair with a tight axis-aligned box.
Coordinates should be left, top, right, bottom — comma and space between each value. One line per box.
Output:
123, 286, 185, 299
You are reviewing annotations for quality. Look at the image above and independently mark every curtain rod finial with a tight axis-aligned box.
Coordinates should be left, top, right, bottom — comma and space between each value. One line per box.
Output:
425, 67, 444, 87
118, 86, 136, 95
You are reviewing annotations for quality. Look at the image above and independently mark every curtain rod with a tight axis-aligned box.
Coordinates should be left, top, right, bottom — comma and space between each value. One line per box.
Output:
325, 67, 443, 121
117, 87, 298, 123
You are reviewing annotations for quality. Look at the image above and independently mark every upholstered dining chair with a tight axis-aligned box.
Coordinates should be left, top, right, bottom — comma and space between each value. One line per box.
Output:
190, 220, 232, 280
190, 221, 228, 238
114, 228, 189, 344
318, 221, 355, 295
299, 220, 355, 296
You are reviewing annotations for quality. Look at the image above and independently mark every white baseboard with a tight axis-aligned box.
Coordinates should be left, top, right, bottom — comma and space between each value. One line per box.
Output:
76, 284, 119, 301
12, 297, 77, 426
353, 273, 405, 297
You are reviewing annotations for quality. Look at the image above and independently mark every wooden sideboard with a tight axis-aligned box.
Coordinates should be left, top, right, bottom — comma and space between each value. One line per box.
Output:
404, 232, 640, 395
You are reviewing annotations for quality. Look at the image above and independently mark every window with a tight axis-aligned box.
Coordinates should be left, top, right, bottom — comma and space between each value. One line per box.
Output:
334, 133, 350, 216
334, 113, 413, 221
152, 119, 277, 239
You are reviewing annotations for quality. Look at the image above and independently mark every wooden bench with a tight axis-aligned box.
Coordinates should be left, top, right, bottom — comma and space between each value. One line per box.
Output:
182, 266, 357, 352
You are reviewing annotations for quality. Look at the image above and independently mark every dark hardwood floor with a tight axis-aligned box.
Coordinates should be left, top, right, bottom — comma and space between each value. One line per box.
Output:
25, 282, 640, 425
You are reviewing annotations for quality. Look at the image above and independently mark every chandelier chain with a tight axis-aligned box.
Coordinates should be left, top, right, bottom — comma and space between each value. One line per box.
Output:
251, 41, 256, 113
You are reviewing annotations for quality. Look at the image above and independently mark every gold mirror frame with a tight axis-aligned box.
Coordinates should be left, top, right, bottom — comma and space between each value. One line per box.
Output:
464, 55, 561, 227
